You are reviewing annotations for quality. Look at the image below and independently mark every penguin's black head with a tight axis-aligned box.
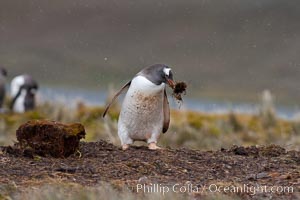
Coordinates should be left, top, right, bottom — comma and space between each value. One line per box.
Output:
24, 75, 38, 89
140, 64, 175, 86
22, 76, 38, 95
29, 81, 38, 91
0, 68, 7, 77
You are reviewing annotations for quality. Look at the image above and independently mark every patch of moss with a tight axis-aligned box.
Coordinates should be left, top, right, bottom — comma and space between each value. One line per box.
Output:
63, 123, 86, 137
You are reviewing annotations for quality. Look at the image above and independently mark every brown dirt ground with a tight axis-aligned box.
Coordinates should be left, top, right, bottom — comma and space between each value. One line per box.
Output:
0, 141, 299, 199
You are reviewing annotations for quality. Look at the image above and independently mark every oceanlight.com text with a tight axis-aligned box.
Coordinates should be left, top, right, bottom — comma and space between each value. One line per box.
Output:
136, 183, 294, 196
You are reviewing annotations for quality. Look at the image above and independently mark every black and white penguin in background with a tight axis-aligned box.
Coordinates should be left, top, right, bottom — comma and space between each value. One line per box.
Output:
0, 68, 7, 111
10, 75, 38, 113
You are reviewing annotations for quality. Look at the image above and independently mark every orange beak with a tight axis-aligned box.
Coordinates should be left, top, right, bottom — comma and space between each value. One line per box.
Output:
167, 78, 175, 89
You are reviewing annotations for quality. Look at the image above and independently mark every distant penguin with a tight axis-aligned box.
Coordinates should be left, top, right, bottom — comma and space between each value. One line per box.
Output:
103, 64, 175, 150
10, 75, 38, 113
0, 68, 7, 110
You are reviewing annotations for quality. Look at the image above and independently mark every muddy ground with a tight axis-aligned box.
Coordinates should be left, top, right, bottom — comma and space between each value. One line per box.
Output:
0, 141, 299, 199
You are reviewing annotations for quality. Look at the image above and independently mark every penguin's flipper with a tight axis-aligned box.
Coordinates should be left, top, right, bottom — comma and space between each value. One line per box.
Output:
162, 88, 170, 133
9, 87, 22, 111
102, 81, 131, 118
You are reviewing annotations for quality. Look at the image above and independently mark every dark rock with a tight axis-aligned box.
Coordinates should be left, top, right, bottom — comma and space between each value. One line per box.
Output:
232, 146, 249, 156
55, 166, 78, 173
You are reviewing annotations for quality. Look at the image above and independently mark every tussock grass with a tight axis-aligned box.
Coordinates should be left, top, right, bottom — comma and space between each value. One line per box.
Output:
1, 99, 299, 151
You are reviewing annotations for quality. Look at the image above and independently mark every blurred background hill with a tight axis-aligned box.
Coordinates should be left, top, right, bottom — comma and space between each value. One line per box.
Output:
1, 0, 300, 104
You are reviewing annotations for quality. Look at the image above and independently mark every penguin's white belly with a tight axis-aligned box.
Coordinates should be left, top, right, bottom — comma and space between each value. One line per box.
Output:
118, 76, 165, 144
13, 91, 26, 113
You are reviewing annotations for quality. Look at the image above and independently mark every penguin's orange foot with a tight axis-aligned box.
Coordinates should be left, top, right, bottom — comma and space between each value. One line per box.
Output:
122, 144, 130, 150
148, 142, 162, 150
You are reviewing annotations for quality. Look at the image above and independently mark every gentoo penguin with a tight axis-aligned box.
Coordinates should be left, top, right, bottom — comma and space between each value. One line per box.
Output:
10, 75, 38, 113
103, 64, 175, 150
0, 68, 7, 110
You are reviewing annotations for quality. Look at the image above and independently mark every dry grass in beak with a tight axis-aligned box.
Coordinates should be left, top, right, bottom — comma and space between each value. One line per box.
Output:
170, 81, 187, 102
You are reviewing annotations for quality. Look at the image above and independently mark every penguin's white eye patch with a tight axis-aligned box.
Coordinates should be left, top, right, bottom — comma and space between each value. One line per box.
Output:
163, 68, 171, 76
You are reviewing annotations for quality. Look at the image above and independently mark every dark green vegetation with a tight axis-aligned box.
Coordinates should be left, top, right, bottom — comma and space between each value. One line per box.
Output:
1, 1, 300, 103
